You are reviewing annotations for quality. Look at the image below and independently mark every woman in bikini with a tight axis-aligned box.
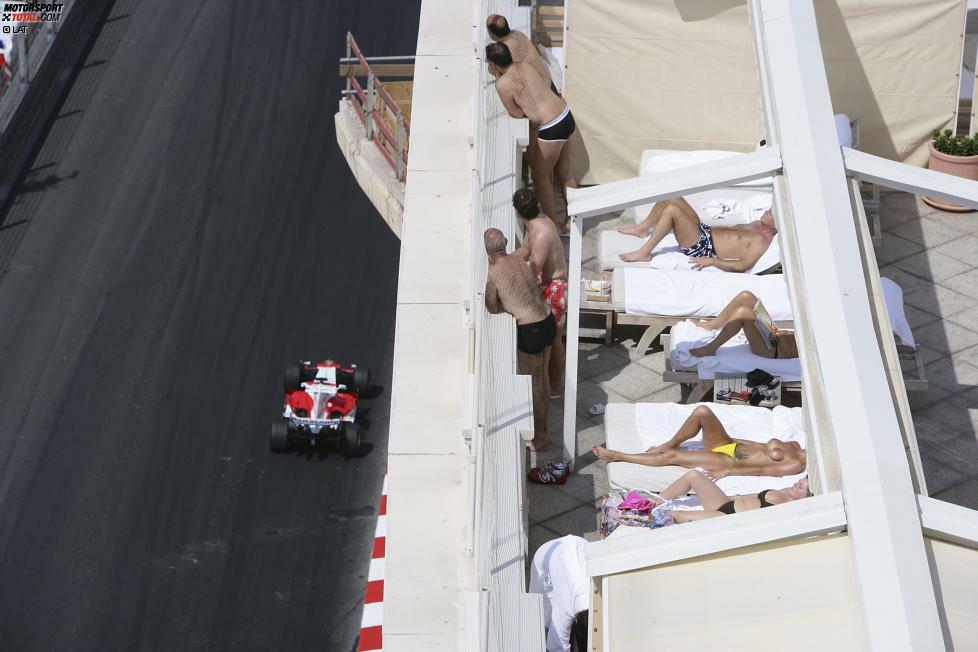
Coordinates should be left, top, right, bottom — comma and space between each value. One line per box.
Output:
688, 290, 798, 359
592, 404, 806, 478
655, 469, 811, 523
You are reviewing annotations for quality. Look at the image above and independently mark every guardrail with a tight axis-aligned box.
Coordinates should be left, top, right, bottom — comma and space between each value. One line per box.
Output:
342, 32, 411, 181
0, 4, 75, 134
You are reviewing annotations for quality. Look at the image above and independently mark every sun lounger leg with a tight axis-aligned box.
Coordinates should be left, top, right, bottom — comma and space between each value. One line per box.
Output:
635, 324, 665, 356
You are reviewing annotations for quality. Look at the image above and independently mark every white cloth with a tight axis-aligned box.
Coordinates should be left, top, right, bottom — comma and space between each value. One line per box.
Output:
622, 268, 792, 320
835, 114, 854, 148
665, 277, 913, 379
529, 535, 589, 652
633, 402, 807, 495
670, 319, 803, 381
699, 193, 773, 223
882, 277, 915, 348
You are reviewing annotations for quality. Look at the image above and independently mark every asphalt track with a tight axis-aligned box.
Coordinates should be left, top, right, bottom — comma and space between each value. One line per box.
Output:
0, 1, 419, 649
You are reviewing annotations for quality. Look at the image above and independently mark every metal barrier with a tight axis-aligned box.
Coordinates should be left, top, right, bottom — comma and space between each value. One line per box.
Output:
342, 32, 411, 181
0, 3, 74, 134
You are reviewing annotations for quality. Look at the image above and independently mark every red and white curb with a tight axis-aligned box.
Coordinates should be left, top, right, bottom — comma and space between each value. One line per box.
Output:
358, 472, 388, 651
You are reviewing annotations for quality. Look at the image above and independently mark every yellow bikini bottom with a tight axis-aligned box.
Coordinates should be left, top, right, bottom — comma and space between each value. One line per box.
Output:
711, 442, 738, 459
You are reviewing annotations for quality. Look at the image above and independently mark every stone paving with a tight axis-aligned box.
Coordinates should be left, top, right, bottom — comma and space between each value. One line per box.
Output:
527, 189, 978, 558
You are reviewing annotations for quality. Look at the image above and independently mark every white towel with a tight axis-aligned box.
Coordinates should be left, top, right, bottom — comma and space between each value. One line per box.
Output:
623, 268, 793, 320
669, 319, 803, 381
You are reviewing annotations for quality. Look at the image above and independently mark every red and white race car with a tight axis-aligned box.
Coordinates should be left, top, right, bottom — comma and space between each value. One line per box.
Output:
270, 360, 371, 457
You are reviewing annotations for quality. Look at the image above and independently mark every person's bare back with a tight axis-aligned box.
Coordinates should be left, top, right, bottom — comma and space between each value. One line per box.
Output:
523, 216, 566, 285
499, 30, 551, 85
486, 255, 550, 325
486, 14, 552, 87
495, 61, 565, 127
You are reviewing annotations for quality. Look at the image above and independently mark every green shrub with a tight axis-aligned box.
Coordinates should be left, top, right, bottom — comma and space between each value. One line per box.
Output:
932, 128, 978, 157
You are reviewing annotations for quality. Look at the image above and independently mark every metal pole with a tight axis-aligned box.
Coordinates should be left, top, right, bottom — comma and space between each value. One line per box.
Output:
345, 32, 352, 96
15, 35, 28, 86
395, 112, 405, 180
365, 72, 375, 140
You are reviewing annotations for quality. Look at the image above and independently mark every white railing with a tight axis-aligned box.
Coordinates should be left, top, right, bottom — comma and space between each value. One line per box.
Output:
464, 1, 545, 650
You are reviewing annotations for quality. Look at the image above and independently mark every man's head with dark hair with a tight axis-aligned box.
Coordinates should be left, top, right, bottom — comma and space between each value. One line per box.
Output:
512, 188, 540, 219
486, 14, 511, 40
569, 610, 589, 652
485, 42, 513, 70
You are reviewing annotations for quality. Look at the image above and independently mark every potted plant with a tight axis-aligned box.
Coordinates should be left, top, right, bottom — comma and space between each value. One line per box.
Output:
923, 129, 978, 212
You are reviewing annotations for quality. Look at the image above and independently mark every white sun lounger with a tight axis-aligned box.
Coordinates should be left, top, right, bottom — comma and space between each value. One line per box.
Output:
659, 278, 928, 400
603, 402, 806, 494
609, 267, 792, 354
596, 141, 879, 271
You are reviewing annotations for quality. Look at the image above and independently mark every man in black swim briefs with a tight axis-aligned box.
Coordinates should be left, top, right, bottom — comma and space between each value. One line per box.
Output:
484, 228, 557, 451
487, 42, 579, 233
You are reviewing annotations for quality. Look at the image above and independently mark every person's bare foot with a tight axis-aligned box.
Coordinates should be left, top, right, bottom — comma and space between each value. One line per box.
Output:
689, 345, 716, 358
591, 444, 618, 461
528, 434, 551, 451
617, 224, 650, 237
696, 318, 719, 330
619, 249, 653, 263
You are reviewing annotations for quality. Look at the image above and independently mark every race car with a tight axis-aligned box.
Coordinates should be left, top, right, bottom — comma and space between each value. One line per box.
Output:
270, 360, 371, 457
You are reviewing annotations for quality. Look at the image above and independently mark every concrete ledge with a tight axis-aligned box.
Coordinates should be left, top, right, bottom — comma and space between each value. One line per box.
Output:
398, 169, 471, 304
384, 454, 465, 649
334, 100, 405, 237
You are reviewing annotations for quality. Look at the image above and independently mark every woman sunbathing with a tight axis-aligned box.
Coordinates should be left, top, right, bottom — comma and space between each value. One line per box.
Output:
592, 404, 806, 477
689, 290, 798, 359
656, 469, 810, 523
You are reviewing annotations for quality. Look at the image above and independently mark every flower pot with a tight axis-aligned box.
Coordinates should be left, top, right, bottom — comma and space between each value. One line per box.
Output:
923, 141, 978, 212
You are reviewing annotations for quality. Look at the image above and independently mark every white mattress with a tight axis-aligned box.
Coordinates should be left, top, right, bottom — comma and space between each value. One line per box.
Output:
622, 149, 773, 226
604, 402, 806, 494
665, 276, 914, 380
620, 268, 792, 321
599, 227, 781, 274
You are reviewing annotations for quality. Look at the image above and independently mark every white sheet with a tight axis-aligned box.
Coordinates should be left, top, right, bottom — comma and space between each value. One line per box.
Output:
665, 277, 914, 380
670, 319, 804, 381
598, 219, 781, 274
631, 402, 807, 495
622, 268, 792, 320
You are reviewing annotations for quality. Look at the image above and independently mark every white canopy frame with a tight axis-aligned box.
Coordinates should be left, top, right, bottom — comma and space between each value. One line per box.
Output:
564, 0, 978, 649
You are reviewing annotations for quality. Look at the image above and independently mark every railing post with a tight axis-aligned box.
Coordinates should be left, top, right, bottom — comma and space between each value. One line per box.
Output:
345, 32, 352, 96
365, 71, 375, 140
16, 34, 28, 86
395, 112, 405, 180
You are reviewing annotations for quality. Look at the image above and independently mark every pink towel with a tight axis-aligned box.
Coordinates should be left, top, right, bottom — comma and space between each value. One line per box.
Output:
618, 490, 654, 512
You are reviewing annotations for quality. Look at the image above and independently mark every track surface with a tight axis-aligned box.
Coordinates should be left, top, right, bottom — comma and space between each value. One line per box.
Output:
0, 1, 418, 649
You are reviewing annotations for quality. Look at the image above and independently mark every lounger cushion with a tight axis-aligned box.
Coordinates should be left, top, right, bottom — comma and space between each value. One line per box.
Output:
604, 402, 806, 494
622, 149, 774, 225
620, 268, 792, 320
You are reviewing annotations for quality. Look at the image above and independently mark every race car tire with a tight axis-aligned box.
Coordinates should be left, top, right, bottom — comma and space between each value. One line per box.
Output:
270, 421, 293, 453
352, 366, 371, 393
341, 421, 361, 457
283, 362, 304, 392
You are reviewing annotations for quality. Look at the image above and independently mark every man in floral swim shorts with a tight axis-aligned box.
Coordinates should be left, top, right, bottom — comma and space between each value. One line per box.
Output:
512, 188, 566, 396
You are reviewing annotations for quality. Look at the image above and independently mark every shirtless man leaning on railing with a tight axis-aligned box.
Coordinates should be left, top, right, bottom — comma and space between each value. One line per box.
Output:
487, 42, 578, 234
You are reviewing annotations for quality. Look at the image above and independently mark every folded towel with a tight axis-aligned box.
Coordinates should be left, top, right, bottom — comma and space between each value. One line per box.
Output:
672, 335, 721, 369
